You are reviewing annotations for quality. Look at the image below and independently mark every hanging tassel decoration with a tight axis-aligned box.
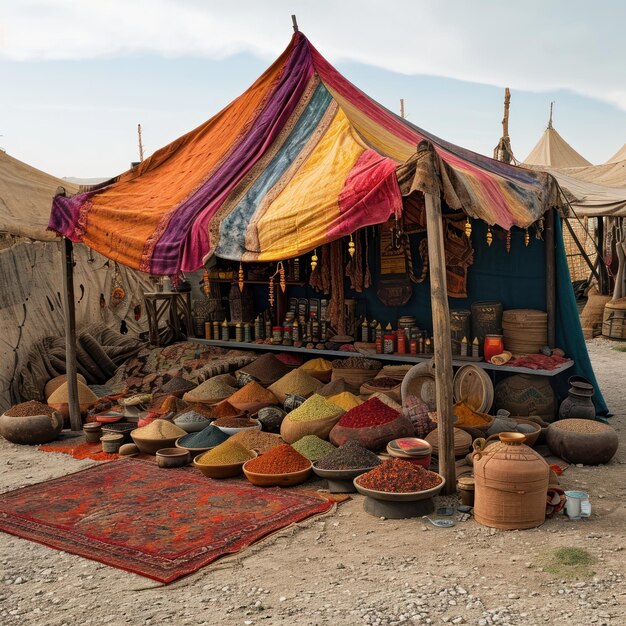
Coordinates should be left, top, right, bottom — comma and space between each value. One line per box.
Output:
524, 228, 530, 247
278, 262, 286, 293
486, 225, 493, 247
348, 233, 356, 257
202, 269, 210, 296
506, 230, 511, 253
465, 217, 472, 239
311, 249, 318, 271
268, 275, 275, 307
238, 262, 244, 292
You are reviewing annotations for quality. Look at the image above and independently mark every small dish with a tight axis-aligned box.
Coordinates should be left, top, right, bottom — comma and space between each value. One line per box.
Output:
193, 451, 257, 479
156, 448, 191, 468
214, 419, 262, 437
130, 430, 180, 454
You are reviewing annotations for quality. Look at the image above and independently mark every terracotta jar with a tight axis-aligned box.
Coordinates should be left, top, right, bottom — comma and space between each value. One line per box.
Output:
483, 334, 504, 363
473, 432, 549, 530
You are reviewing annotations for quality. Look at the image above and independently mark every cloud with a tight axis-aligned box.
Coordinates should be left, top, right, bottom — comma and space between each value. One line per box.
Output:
1, 0, 625, 110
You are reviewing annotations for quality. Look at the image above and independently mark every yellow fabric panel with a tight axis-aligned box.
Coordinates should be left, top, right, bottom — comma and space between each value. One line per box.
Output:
327, 87, 415, 163
80, 46, 292, 269
247, 109, 366, 261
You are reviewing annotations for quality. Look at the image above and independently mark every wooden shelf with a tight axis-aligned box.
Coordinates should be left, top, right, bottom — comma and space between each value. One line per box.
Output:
190, 338, 574, 377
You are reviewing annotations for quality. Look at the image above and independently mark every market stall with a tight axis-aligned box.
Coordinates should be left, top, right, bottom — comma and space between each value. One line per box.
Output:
46, 29, 607, 491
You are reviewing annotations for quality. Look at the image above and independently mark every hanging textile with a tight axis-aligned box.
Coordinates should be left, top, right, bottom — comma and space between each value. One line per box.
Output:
376, 219, 413, 306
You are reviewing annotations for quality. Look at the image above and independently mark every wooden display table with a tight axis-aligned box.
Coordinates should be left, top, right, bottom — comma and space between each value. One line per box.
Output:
144, 291, 193, 346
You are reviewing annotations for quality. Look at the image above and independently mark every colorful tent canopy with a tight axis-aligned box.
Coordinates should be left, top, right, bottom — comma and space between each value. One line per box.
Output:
49, 32, 559, 276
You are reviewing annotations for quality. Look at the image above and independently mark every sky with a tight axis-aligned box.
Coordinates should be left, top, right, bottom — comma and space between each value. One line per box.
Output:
1, 0, 625, 179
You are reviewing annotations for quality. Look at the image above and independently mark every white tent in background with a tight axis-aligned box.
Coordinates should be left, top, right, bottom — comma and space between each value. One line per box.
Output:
606, 144, 626, 164
0, 151, 151, 411
523, 110, 592, 168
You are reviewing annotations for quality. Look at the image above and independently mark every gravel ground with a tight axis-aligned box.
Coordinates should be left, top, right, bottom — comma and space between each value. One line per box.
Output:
1, 338, 624, 626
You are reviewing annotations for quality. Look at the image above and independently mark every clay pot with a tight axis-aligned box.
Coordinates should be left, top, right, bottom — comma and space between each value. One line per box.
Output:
558, 380, 596, 421
547, 419, 618, 465
0, 410, 64, 445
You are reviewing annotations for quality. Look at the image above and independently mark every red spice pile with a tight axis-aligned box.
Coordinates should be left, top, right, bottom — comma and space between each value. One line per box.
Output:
358, 459, 441, 493
336, 397, 399, 429
213, 416, 258, 428
210, 400, 242, 418
245, 444, 310, 474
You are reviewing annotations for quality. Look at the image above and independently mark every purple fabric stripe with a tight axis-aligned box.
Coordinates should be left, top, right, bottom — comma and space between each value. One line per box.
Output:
149, 35, 314, 275
48, 191, 93, 240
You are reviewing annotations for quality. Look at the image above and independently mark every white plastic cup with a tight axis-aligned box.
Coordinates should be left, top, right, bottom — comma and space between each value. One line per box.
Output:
564, 490, 591, 519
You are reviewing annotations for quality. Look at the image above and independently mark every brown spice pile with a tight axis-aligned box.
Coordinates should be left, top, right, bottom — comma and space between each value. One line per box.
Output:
213, 416, 259, 428
5, 400, 56, 417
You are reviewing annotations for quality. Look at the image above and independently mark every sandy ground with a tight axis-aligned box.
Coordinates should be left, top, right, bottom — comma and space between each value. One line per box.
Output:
1, 338, 624, 626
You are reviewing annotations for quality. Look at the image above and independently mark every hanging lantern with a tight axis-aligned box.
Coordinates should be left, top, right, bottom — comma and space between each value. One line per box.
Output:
524, 228, 530, 247
278, 262, 286, 293
311, 249, 318, 271
238, 262, 245, 292
348, 233, 356, 257
486, 226, 493, 247
465, 217, 472, 239
202, 270, 210, 296
506, 230, 511, 253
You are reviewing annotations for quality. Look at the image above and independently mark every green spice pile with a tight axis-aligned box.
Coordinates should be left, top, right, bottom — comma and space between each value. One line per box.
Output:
336, 397, 399, 429
177, 425, 229, 449
287, 394, 344, 423
292, 435, 336, 461
5, 400, 56, 417
196, 440, 254, 466
358, 459, 441, 493
245, 444, 310, 474
331, 356, 381, 370
315, 440, 381, 470
229, 430, 284, 454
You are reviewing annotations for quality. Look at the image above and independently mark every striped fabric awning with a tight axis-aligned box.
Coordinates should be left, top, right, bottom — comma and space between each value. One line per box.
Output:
49, 32, 559, 275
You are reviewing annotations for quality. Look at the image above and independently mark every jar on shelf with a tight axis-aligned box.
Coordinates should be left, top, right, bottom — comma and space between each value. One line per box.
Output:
221, 320, 229, 341
484, 334, 505, 363
272, 326, 283, 344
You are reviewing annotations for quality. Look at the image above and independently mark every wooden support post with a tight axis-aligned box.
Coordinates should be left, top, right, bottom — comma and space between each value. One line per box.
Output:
596, 217, 607, 294
61, 237, 82, 431
423, 187, 456, 494
545, 209, 556, 348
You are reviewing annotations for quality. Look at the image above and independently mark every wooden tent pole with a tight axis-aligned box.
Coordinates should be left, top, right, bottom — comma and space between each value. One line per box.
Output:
419, 144, 456, 495
562, 217, 601, 283
61, 236, 81, 431
545, 209, 556, 347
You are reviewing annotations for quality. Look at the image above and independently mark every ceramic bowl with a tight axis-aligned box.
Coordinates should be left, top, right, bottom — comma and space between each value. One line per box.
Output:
214, 419, 262, 437
101, 423, 135, 443
130, 431, 180, 455
101, 433, 125, 453
155, 447, 191, 468
353, 474, 446, 502
83, 423, 103, 443
193, 451, 257, 479
311, 464, 377, 493
175, 436, 217, 454
242, 460, 312, 487
173, 415, 213, 433
0, 411, 64, 445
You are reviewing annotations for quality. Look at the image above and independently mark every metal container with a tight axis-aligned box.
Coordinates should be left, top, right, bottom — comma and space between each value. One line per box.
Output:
471, 302, 503, 356
450, 309, 471, 355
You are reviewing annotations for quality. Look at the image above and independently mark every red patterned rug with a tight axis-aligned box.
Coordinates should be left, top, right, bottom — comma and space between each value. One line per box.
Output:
0, 459, 335, 583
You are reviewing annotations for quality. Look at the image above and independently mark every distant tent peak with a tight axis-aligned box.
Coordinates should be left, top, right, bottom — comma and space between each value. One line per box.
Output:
523, 125, 592, 169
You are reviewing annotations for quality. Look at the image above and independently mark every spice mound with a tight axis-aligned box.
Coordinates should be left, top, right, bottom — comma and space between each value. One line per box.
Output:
209, 400, 242, 418
268, 369, 322, 403
287, 394, 345, 423
229, 430, 284, 454
213, 416, 259, 429
5, 400, 56, 417
292, 435, 336, 461
245, 444, 310, 475
358, 459, 442, 493
133, 419, 186, 440
228, 382, 278, 411
177, 425, 229, 449
336, 397, 400, 429
196, 440, 254, 466
327, 392, 362, 411
316, 440, 381, 471
363, 376, 399, 390
173, 411, 212, 426
331, 356, 381, 370
182, 374, 238, 404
